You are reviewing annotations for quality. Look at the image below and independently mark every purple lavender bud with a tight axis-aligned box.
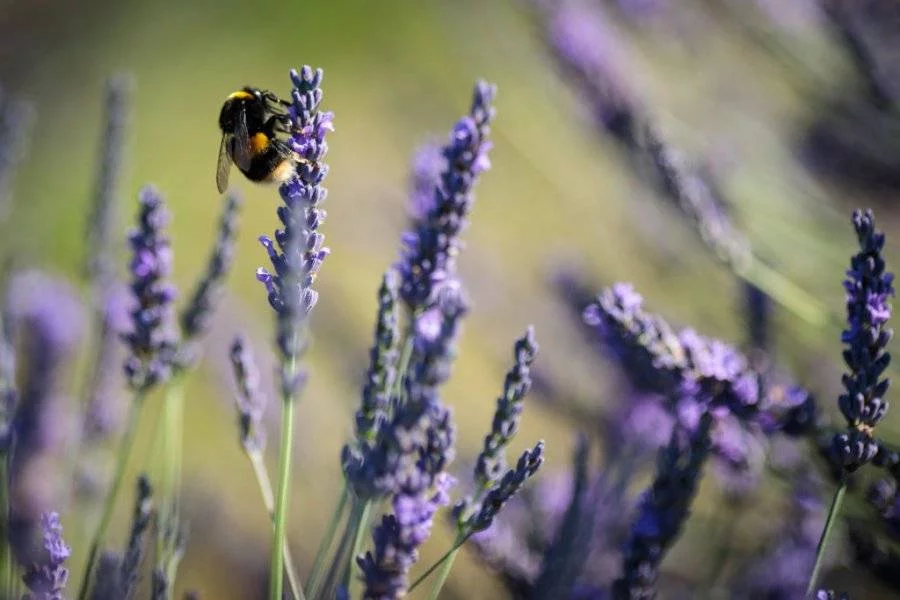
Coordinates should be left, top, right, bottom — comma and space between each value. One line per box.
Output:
396, 81, 496, 313
0, 90, 34, 222
613, 414, 712, 599
358, 472, 455, 600
815, 591, 849, 600
179, 191, 242, 364
229, 335, 266, 453
86, 74, 131, 290
121, 186, 179, 392
21, 512, 70, 600
353, 272, 400, 446
256, 67, 331, 392
119, 475, 153, 600
467, 442, 545, 533
833, 209, 894, 471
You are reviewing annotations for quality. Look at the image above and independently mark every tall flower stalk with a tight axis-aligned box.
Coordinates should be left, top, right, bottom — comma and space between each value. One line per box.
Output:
78, 186, 179, 600
808, 209, 894, 594
255, 65, 331, 600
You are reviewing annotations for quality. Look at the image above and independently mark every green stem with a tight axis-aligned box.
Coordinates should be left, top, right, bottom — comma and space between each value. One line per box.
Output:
343, 500, 372, 593
408, 534, 469, 594
739, 256, 833, 330
392, 333, 415, 402
305, 484, 349, 597
805, 481, 847, 596
269, 366, 297, 600
0, 453, 12, 600
248, 451, 305, 600
77, 392, 146, 600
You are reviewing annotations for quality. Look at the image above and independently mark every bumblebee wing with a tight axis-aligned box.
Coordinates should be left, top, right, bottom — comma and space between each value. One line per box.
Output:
216, 134, 232, 194
232, 107, 253, 172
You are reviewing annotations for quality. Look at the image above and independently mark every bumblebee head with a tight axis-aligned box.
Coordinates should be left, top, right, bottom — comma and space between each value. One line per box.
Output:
218, 87, 266, 134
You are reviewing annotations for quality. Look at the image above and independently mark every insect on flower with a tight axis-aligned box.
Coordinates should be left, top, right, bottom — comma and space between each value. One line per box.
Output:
216, 86, 304, 193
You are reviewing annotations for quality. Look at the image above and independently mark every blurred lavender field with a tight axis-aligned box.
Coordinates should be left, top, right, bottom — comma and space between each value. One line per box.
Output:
1, 0, 900, 598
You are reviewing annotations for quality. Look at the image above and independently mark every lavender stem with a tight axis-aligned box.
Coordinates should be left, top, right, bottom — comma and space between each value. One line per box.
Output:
0, 455, 10, 599
270, 351, 298, 600
305, 485, 349, 596
77, 391, 147, 600
805, 482, 847, 596
246, 451, 304, 600
344, 499, 372, 593
407, 533, 469, 594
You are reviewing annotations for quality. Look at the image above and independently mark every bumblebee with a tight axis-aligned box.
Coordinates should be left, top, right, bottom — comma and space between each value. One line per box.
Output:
216, 87, 297, 193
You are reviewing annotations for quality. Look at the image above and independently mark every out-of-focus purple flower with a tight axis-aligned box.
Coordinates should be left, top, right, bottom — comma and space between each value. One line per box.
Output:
613, 414, 712, 599
119, 475, 153, 600
541, 1, 750, 270
0, 311, 16, 455
815, 591, 849, 600
4, 270, 84, 561
21, 512, 70, 600
229, 336, 267, 454
179, 191, 242, 365
832, 209, 893, 471
743, 282, 770, 353
86, 74, 131, 290
709, 411, 767, 500
396, 81, 496, 313
82, 283, 130, 443
256, 66, 331, 397
731, 471, 825, 599
121, 186, 179, 392
0, 89, 35, 222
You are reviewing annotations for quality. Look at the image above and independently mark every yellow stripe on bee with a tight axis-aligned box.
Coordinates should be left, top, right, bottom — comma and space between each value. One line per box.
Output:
250, 132, 269, 154
227, 90, 254, 100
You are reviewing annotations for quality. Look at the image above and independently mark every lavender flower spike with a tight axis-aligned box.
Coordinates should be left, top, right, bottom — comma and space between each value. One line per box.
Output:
256, 66, 331, 394
397, 80, 496, 313
613, 415, 712, 600
354, 271, 400, 446
22, 512, 70, 600
453, 327, 540, 530
229, 335, 267, 453
122, 185, 179, 392
180, 191, 242, 346
466, 441, 545, 534
832, 209, 894, 471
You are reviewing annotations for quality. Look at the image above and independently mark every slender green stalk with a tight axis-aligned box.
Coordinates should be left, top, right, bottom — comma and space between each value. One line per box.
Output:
269, 353, 298, 600
343, 500, 372, 592
305, 484, 349, 597
77, 392, 146, 600
425, 545, 460, 600
392, 333, 415, 402
0, 454, 12, 600
154, 374, 185, 600
316, 499, 365, 599
247, 451, 305, 600
739, 256, 834, 330
805, 481, 847, 596
408, 534, 469, 594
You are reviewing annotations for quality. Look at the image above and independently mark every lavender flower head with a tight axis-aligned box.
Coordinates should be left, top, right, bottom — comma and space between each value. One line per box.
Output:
454, 328, 542, 532
256, 66, 331, 390
833, 209, 894, 471
396, 80, 496, 313
229, 335, 266, 453
22, 512, 70, 600
122, 186, 179, 392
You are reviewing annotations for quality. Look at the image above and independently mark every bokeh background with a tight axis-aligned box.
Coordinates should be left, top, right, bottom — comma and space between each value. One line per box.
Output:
1, 0, 900, 597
